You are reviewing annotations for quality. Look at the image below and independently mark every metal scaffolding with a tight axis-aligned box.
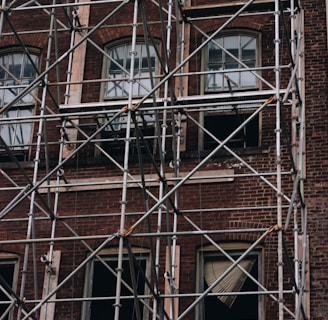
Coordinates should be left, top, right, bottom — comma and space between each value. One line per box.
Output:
0, 0, 308, 319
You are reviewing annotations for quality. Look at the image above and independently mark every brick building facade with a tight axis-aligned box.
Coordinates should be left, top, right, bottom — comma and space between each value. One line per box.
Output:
0, 0, 327, 319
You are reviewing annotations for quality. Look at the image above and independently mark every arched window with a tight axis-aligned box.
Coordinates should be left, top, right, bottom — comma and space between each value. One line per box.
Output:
104, 41, 158, 99
0, 50, 39, 156
205, 33, 259, 92
99, 40, 158, 158
199, 32, 261, 151
197, 243, 263, 320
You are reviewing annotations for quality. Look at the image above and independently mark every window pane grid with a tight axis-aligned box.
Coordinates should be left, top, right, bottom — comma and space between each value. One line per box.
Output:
105, 42, 157, 99
0, 51, 39, 153
0, 52, 38, 105
205, 34, 258, 92
0, 108, 33, 150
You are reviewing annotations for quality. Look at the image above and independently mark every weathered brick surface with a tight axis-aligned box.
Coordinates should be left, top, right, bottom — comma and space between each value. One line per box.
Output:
0, 0, 327, 319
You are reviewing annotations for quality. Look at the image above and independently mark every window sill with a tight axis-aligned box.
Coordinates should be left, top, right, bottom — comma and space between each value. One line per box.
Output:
183, 146, 269, 160
0, 160, 35, 169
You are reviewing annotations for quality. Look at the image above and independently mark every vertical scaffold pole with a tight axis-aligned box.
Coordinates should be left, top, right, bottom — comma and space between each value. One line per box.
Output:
274, 0, 284, 319
39, 2, 63, 319
153, 0, 174, 318
114, 1, 139, 320
0, 0, 6, 38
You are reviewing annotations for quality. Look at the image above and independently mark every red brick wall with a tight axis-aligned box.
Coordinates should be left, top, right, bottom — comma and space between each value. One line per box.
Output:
0, 0, 327, 319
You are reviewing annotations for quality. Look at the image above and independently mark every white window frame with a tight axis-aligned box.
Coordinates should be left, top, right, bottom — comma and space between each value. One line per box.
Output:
196, 243, 264, 320
0, 253, 19, 320
204, 32, 259, 93
98, 40, 160, 157
82, 247, 150, 320
102, 40, 159, 100
0, 50, 39, 156
199, 31, 262, 151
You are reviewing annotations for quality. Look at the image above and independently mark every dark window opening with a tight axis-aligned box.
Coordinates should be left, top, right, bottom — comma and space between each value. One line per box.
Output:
198, 250, 261, 320
0, 260, 17, 320
100, 112, 156, 158
101, 126, 155, 157
86, 255, 148, 320
204, 113, 259, 149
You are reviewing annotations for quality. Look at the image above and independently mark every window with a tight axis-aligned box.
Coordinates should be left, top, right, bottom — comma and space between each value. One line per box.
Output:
205, 34, 258, 92
203, 109, 259, 149
200, 32, 260, 151
100, 110, 156, 157
83, 248, 150, 320
99, 40, 159, 157
0, 254, 19, 320
197, 244, 263, 320
0, 51, 39, 155
104, 41, 158, 99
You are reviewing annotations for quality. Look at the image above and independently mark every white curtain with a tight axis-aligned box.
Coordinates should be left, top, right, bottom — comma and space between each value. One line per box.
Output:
204, 258, 255, 308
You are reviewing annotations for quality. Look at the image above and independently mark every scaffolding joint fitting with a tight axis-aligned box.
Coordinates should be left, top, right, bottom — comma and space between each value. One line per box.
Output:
278, 298, 285, 304
121, 226, 135, 238
130, 104, 138, 111
112, 303, 122, 308
268, 224, 279, 233
175, 208, 182, 216
1, 5, 10, 15
41, 255, 56, 275
275, 157, 282, 165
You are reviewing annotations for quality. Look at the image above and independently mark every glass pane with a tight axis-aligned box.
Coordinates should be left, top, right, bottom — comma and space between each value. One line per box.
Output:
225, 49, 239, 65
207, 40, 223, 90
206, 73, 224, 91
9, 53, 22, 78
105, 42, 157, 99
206, 34, 258, 92
108, 59, 123, 72
224, 35, 239, 49
0, 51, 39, 107
208, 48, 222, 66
241, 36, 256, 62
23, 62, 37, 78
106, 79, 128, 97
0, 108, 33, 150
20, 79, 36, 104
224, 72, 239, 89
2, 80, 17, 104
241, 70, 256, 87
0, 56, 6, 79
